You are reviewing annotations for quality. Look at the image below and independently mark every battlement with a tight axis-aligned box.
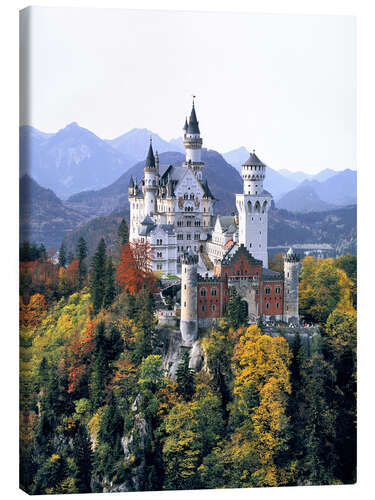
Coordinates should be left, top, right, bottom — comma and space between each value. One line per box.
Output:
198, 275, 224, 283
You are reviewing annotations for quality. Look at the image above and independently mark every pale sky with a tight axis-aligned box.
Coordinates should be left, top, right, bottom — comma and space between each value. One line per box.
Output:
21, 7, 356, 173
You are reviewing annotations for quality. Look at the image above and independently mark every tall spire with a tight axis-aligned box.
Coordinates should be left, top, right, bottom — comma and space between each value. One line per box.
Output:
145, 137, 155, 167
187, 98, 200, 134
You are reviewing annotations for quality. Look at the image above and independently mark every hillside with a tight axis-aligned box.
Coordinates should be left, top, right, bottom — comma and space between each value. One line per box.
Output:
269, 205, 357, 254
276, 183, 337, 212
67, 149, 243, 216
63, 211, 128, 259
20, 123, 135, 198
20, 175, 89, 249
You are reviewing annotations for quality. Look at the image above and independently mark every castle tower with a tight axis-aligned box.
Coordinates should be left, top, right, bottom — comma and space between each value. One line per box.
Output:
235, 150, 273, 267
180, 249, 198, 344
183, 99, 204, 180
283, 247, 301, 324
143, 138, 159, 217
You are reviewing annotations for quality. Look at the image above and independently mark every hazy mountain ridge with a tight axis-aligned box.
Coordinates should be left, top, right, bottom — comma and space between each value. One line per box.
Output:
20, 174, 90, 249
277, 169, 357, 212
67, 149, 243, 217
107, 128, 185, 163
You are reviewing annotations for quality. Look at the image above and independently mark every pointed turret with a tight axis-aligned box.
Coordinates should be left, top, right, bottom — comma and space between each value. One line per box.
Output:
183, 117, 188, 133
145, 138, 156, 169
128, 176, 134, 188
187, 100, 200, 134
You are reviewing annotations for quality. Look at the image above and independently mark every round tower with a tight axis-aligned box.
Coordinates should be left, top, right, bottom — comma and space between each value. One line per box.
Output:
180, 249, 199, 345
283, 247, 301, 324
183, 99, 204, 180
143, 138, 159, 216
235, 150, 272, 267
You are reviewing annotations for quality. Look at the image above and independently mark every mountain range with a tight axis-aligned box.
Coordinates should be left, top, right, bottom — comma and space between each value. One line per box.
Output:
20, 123, 356, 215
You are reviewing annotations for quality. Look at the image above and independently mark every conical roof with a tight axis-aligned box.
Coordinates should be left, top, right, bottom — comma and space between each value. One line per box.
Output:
243, 150, 265, 167
145, 138, 155, 167
187, 102, 200, 134
183, 117, 188, 130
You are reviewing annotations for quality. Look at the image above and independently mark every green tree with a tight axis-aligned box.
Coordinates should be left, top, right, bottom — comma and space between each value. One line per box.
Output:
176, 350, 195, 401
103, 256, 116, 309
227, 288, 247, 329
118, 219, 129, 246
90, 322, 109, 410
72, 424, 92, 493
77, 237, 88, 289
90, 238, 107, 314
58, 243, 66, 268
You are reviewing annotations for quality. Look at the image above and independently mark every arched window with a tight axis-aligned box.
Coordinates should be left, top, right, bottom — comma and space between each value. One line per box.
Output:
247, 200, 252, 213
200, 288, 207, 297
255, 201, 261, 213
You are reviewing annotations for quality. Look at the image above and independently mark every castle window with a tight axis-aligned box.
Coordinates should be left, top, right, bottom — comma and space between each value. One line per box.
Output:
286, 305, 289, 311
202, 305, 206, 312
276, 302, 280, 309
157, 264, 162, 270
184, 302, 186, 307
194, 233, 200, 240
256, 289, 259, 294
177, 234, 183, 240
287, 272, 290, 277
265, 287, 271, 294
211, 288, 217, 296
186, 234, 191, 240
195, 221, 201, 227
212, 304, 216, 312
249, 243, 252, 248
187, 221, 192, 227
275, 287, 281, 294
184, 285, 186, 290
190, 194, 194, 200
200, 289, 207, 297
266, 303, 270, 309
224, 290, 228, 296
184, 193, 188, 200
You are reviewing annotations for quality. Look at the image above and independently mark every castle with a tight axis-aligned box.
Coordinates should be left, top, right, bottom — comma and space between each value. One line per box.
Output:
129, 100, 301, 341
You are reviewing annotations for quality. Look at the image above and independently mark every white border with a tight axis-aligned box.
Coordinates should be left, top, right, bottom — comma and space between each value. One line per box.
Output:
1, 1, 374, 499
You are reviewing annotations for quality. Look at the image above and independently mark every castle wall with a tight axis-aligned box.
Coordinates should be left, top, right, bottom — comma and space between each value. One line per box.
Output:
260, 280, 284, 317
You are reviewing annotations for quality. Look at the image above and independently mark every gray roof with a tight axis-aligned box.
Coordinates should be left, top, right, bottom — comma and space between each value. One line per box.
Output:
145, 140, 155, 167
243, 151, 265, 167
128, 176, 134, 187
262, 267, 282, 279
187, 102, 200, 134
183, 117, 188, 130
158, 224, 175, 235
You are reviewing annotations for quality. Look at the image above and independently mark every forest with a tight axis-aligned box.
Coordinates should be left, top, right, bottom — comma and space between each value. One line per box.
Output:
19, 219, 357, 493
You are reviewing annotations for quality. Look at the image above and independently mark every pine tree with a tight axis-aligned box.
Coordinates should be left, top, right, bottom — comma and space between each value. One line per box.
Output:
89, 238, 107, 314
118, 219, 129, 246
176, 350, 195, 401
103, 256, 116, 309
58, 243, 66, 268
90, 322, 109, 410
76, 237, 88, 289
72, 424, 92, 493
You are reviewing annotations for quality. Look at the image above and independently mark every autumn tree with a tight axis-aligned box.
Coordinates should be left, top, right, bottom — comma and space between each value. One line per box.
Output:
117, 241, 155, 296
231, 325, 292, 487
269, 252, 284, 274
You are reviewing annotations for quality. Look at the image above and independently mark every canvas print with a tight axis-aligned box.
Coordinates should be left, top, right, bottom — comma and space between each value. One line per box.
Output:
19, 7, 356, 494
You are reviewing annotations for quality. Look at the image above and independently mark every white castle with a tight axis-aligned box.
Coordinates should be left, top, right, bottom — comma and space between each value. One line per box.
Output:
129, 99, 274, 276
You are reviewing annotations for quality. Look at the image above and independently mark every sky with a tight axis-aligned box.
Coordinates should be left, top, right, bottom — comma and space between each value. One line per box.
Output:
20, 7, 356, 173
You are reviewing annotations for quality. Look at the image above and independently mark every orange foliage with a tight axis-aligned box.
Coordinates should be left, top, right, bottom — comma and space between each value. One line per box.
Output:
66, 259, 80, 289
67, 321, 96, 394
20, 293, 47, 328
116, 241, 155, 295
